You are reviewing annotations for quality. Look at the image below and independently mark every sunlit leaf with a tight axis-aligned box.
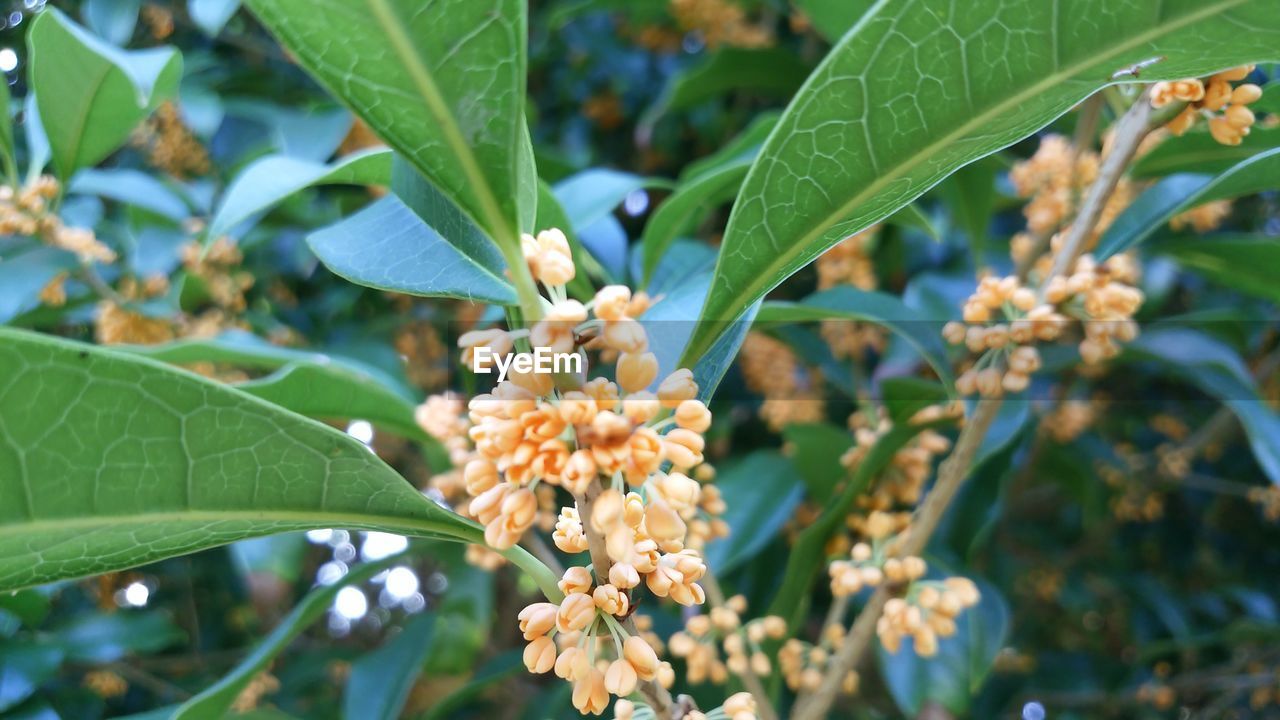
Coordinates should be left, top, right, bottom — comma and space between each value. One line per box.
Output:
28, 7, 181, 178
683, 0, 1280, 363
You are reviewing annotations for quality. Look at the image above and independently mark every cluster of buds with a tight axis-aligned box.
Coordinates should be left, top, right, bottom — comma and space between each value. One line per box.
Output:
778, 626, 860, 695
95, 276, 175, 346
614, 692, 759, 720
408, 226, 745, 715
877, 576, 981, 657
1007, 135, 1133, 256
668, 599, 786, 686
1042, 399, 1096, 443
519, 570, 673, 714
1153, 66, 1263, 145
828, 540, 927, 598
180, 238, 254, 312
842, 414, 954, 513
739, 332, 825, 430
1248, 485, 1280, 522
131, 101, 211, 178
944, 254, 1143, 396
0, 176, 116, 264
668, 0, 773, 49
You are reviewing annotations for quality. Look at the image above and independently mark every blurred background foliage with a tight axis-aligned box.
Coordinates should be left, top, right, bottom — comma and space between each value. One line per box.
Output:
0, 1, 1278, 719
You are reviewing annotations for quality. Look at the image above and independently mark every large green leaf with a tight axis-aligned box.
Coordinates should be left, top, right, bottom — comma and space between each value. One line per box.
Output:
756, 287, 953, 386
175, 556, 401, 720
0, 328, 482, 592
244, 0, 529, 248
682, 0, 1280, 363
1132, 127, 1280, 178
69, 169, 192, 222
28, 7, 182, 178
1156, 234, 1280, 302
1097, 147, 1280, 259
206, 149, 391, 241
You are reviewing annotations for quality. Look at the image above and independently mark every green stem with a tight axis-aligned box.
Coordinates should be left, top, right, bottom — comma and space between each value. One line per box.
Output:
499, 542, 564, 602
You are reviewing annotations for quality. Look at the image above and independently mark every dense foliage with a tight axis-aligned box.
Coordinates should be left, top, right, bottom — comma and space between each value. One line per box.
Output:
1, 1, 1279, 719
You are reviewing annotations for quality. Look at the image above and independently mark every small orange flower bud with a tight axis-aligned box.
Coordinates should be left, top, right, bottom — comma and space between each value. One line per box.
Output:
674, 399, 712, 432
562, 450, 597, 496
572, 667, 609, 714
604, 658, 638, 696
663, 428, 705, 469
558, 391, 598, 425
593, 285, 632, 321
523, 636, 557, 673
463, 458, 499, 495
657, 369, 698, 407
603, 318, 648, 353
623, 636, 660, 681
591, 488, 625, 532
557, 592, 597, 632
518, 602, 558, 639
559, 566, 594, 595
617, 352, 659, 392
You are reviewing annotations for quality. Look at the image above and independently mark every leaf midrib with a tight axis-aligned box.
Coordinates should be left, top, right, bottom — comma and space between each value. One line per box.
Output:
0, 508, 481, 541
707, 0, 1250, 331
363, 0, 515, 246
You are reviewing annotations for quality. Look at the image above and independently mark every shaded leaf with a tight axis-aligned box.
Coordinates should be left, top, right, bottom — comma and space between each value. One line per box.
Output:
0, 247, 78, 324
1156, 234, 1280, 302
207, 149, 391, 241
703, 451, 804, 575
1132, 127, 1280, 178
1097, 147, 1280, 259
69, 168, 192, 222
344, 613, 438, 720
783, 423, 854, 503
189, 0, 242, 36
641, 158, 751, 284
756, 287, 953, 386
175, 557, 400, 720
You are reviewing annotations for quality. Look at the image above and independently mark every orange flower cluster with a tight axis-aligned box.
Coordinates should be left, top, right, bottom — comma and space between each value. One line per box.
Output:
877, 576, 981, 656
668, 0, 773, 49
131, 102, 211, 179
1, 176, 115, 264
667, 599, 785, 686
1153, 66, 1263, 145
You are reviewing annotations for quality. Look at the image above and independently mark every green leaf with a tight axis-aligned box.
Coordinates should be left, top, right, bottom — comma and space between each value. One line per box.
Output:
0, 327, 482, 592
83, 0, 142, 45
641, 158, 751, 284
28, 7, 182, 178
783, 423, 854, 504
207, 149, 391, 241
880, 377, 950, 424
683, 0, 1280, 363
307, 195, 517, 303
0, 247, 78, 324
886, 203, 939, 241
69, 168, 192, 222
0, 642, 62, 712
939, 156, 1000, 261
680, 111, 779, 182
639, 48, 810, 135
244, 0, 528, 248
175, 557, 400, 720
1124, 328, 1280, 486
345, 613, 438, 720
1156, 234, 1280, 302
1097, 147, 1280, 259
756, 287, 954, 386
236, 364, 430, 445
189, 0, 242, 36
1132, 127, 1280, 178
703, 451, 804, 575
879, 574, 1009, 716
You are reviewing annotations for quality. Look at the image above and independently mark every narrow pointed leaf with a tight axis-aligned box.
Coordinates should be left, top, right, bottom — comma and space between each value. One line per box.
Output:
1156, 234, 1280, 303
756, 287, 953, 385
207, 149, 391, 241
641, 158, 751, 284
244, 0, 528, 247
0, 328, 481, 593
1097, 147, 1280, 259
173, 556, 401, 720
1132, 127, 1280, 178
684, 0, 1280, 363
